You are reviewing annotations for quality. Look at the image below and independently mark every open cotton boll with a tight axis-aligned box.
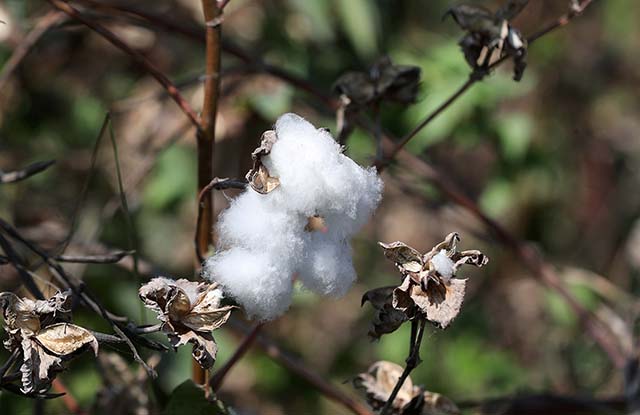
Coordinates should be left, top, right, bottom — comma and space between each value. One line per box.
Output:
204, 248, 294, 321
204, 113, 383, 321
216, 190, 306, 255
431, 250, 455, 281
298, 233, 356, 297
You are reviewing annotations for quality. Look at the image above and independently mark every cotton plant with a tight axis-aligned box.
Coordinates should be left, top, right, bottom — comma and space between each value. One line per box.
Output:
204, 113, 383, 321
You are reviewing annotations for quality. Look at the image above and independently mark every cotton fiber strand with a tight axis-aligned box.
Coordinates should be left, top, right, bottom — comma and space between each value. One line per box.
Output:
204, 113, 383, 321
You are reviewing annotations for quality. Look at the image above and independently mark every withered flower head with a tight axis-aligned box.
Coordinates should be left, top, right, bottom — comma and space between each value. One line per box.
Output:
353, 360, 460, 415
139, 278, 233, 369
0, 290, 98, 394
333, 56, 421, 108
444, 0, 528, 81
363, 233, 488, 338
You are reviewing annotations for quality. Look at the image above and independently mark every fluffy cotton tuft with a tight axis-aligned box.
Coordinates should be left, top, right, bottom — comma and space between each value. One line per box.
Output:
431, 250, 455, 281
204, 113, 383, 321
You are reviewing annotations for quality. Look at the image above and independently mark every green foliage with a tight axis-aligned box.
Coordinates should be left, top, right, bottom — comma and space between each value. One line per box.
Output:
165, 380, 233, 415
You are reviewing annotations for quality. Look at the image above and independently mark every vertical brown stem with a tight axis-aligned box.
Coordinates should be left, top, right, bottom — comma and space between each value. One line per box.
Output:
194, 0, 222, 386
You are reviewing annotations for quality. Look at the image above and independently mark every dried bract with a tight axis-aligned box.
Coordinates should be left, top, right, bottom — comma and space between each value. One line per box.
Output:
246, 130, 280, 194
444, 1, 528, 81
353, 360, 460, 415
0, 291, 98, 394
139, 277, 233, 369
363, 233, 488, 337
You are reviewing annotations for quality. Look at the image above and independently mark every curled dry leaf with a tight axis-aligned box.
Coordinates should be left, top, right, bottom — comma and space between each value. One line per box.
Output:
363, 233, 488, 337
353, 360, 460, 415
444, 2, 528, 81
139, 277, 233, 369
0, 290, 98, 394
246, 130, 280, 194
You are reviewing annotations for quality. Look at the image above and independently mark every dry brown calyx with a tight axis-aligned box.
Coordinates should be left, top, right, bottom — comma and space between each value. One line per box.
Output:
362, 233, 488, 338
353, 360, 460, 415
246, 130, 280, 194
139, 278, 233, 369
0, 290, 98, 394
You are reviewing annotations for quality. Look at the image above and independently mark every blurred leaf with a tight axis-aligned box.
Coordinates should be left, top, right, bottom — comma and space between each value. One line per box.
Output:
334, 0, 379, 58
496, 112, 532, 162
165, 380, 232, 415
248, 85, 293, 121
143, 146, 196, 210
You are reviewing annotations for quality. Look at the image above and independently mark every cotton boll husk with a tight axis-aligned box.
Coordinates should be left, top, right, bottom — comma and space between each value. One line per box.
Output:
298, 233, 356, 297
204, 248, 294, 321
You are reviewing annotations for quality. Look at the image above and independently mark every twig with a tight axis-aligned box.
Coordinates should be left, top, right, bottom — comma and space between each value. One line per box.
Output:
229, 320, 374, 415
378, 0, 597, 169
0, 160, 56, 184
195, 177, 247, 263
55, 251, 134, 264
0, 233, 46, 300
52, 379, 87, 415
0, 11, 65, 91
46, 0, 201, 130
0, 218, 160, 375
210, 322, 263, 390
380, 319, 426, 415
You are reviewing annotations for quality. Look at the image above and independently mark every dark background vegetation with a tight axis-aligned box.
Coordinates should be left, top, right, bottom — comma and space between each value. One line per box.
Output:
1, 0, 639, 414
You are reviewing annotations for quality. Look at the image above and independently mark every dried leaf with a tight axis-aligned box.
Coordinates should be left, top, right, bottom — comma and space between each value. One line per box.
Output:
251, 130, 277, 160
379, 241, 424, 274
421, 391, 461, 415
20, 337, 63, 394
452, 249, 489, 270
169, 330, 218, 369
444, 5, 500, 37
34, 323, 99, 356
354, 361, 416, 412
496, 0, 529, 21
333, 57, 420, 107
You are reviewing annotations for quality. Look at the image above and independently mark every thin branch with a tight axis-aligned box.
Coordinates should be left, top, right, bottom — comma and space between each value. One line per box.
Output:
380, 319, 426, 415
0, 11, 65, 91
378, 0, 597, 169
52, 379, 87, 415
229, 320, 374, 415
0, 160, 56, 184
210, 322, 263, 390
46, 0, 201, 130
55, 250, 134, 264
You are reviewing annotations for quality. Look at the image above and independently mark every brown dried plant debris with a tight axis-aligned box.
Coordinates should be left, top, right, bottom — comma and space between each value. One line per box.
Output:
363, 233, 488, 337
333, 56, 421, 142
139, 278, 233, 369
0, 290, 98, 394
353, 361, 460, 415
246, 130, 280, 194
444, 0, 528, 81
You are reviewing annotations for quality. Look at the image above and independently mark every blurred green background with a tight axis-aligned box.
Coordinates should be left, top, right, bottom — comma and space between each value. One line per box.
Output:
1, 0, 640, 414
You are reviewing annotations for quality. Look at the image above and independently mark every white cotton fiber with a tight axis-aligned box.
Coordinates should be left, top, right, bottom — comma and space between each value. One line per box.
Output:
431, 250, 455, 281
204, 113, 383, 321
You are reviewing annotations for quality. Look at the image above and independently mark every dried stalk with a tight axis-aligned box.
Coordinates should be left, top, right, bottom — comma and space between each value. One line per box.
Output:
192, 0, 223, 387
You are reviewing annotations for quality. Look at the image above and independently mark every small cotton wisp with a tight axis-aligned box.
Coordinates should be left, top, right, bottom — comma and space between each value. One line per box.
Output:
204, 113, 383, 320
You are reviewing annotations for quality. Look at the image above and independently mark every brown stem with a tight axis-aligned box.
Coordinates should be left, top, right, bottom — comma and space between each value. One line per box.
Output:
380, 319, 426, 415
210, 322, 263, 390
52, 379, 87, 415
192, 0, 222, 387
47, 0, 201, 130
